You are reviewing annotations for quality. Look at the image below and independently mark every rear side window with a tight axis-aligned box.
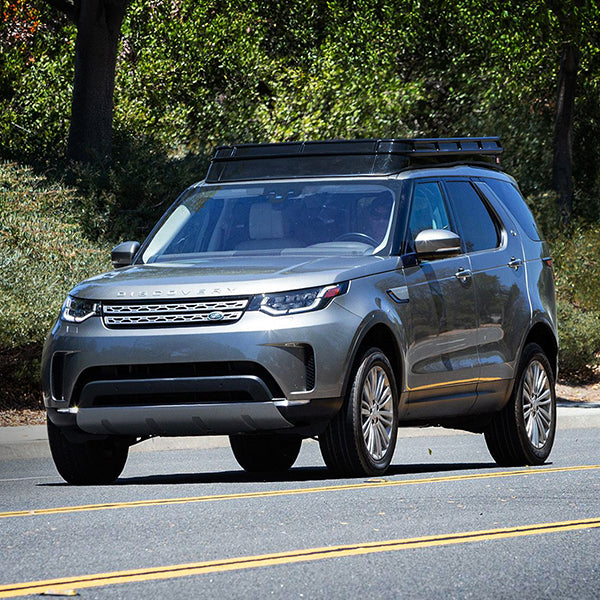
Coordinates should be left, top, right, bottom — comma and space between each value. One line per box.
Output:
483, 178, 542, 241
444, 180, 500, 253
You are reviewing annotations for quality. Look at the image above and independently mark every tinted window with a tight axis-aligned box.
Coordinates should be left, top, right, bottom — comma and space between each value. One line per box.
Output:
407, 182, 453, 248
483, 178, 542, 241
445, 180, 499, 253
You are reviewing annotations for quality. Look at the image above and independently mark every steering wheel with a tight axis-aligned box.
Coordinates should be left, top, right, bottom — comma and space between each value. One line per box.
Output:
335, 232, 378, 245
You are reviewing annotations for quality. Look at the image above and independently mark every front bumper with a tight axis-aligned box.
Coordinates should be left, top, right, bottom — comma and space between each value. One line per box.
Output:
42, 302, 360, 436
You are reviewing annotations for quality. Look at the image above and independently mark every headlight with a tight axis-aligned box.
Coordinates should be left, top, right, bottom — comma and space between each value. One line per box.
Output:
60, 296, 101, 323
248, 282, 348, 316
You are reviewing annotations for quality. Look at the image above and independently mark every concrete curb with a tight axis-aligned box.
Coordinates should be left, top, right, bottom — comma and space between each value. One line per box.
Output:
1, 405, 598, 462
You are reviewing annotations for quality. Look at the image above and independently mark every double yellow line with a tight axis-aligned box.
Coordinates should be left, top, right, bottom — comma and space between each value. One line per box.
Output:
2, 464, 599, 519
1, 517, 599, 598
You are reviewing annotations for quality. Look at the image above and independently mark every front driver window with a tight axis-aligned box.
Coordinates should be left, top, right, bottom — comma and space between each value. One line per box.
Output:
408, 182, 452, 249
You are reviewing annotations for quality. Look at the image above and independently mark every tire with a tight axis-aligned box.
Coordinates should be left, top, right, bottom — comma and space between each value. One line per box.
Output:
484, 343, 556, 466
319, 347, 398, 476
229, 434, 302, 473
47, 418, 129, 485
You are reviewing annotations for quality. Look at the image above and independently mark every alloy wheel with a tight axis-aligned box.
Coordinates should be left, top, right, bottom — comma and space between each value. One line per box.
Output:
360, 365, 394, 460
522, 359, 553, 449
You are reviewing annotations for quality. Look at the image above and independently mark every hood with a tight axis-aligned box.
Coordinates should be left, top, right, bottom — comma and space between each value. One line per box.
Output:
69, 254, 402, 300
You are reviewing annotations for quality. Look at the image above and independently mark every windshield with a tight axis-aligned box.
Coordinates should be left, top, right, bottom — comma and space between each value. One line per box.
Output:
141, 181, 398, 263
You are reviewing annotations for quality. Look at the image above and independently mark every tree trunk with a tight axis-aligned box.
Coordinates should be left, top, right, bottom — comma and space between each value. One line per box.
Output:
552, 43, 579, 222
66, 0, 129, 163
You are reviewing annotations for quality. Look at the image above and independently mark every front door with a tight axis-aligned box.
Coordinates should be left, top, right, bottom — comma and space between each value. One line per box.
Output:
401, 180, 479, 419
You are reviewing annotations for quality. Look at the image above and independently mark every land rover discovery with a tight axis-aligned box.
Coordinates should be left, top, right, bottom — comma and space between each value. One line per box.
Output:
42, 137, 558, 484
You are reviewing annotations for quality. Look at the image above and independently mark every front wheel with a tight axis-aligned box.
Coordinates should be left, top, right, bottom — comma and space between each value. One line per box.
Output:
484, 343, 556, 466
229, 434, 302, 473
319, 347, 398, 476
47, 418, 129, 485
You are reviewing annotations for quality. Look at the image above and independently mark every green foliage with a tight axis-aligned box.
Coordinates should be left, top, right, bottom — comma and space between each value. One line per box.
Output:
2, 0, 599, 206
557, 302, 600, 373
65, 133, 208, 241
0, 161, 112, 408
527, 194, 600, 374
553, 224, 600, 312
527, 191, 563, 241
116, 0, 277, 151
548, 222, 600, 374
0, 162, 109, 350
0, 3, 74, 160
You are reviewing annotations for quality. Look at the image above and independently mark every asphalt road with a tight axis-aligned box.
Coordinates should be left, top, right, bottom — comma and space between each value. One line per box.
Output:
1, 425, 599, 599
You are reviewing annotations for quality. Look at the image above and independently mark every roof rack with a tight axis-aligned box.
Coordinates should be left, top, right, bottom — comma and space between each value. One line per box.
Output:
205, 137, 503, 183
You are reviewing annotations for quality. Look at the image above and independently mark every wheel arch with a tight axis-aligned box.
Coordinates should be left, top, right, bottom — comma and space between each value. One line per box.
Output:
522, 321, 559, 380
342, 321, 404, 404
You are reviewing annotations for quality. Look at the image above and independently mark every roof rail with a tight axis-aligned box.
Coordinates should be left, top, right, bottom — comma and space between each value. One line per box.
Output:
206, 137, 503, 183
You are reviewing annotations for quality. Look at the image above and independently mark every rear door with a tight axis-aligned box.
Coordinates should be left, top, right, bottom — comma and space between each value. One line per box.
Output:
442, 178, 527, 412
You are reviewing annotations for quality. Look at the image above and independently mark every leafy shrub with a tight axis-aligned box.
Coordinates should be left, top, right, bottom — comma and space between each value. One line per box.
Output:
549, 222, 600, 374
526, 191, 563, 241
557, 302, 600, 374
552, 224, 600, 313
0, 4, 73, 163
0, 162, 112, 409
0, 162, 109, 350
66, 133, 208, 242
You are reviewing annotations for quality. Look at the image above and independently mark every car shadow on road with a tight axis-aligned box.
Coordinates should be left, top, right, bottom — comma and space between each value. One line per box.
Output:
37, 461, 500, 487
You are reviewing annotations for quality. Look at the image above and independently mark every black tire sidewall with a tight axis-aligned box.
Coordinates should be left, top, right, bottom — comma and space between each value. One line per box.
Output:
47, 419, 128, 485
513, 344, 557, 464
349, 348, 399, 474
229, 434, 302, 473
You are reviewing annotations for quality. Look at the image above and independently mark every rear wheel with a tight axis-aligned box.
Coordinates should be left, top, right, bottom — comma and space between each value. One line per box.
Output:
47, 418, 129, 485
229, 434, 302, 473
484, 343, 556, 466
319, 347, 398, 476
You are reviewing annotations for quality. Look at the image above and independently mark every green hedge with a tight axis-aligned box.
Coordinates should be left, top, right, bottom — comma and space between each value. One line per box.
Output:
0, 162, 109, 349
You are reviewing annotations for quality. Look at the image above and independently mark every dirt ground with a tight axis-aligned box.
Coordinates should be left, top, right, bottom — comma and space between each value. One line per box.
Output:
1, 378, 598, 428
555, 380, 600, 404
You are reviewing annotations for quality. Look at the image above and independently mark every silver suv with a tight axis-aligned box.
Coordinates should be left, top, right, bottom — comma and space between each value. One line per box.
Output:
42, 138, 558, 484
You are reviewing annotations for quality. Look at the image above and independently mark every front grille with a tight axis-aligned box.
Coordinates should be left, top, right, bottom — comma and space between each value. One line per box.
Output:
102, 298, 249, 328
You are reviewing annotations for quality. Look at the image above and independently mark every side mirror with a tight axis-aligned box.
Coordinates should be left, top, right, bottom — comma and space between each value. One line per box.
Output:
111, 241, 140, 268
414, 229, 461, 259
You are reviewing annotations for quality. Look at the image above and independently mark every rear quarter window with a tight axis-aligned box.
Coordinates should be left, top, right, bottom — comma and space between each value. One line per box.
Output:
482, 178, 543, 241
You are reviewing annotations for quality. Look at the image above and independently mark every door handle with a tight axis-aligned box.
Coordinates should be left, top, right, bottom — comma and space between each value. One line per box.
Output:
455, 267, 472, 283
508, 257, 523, 270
